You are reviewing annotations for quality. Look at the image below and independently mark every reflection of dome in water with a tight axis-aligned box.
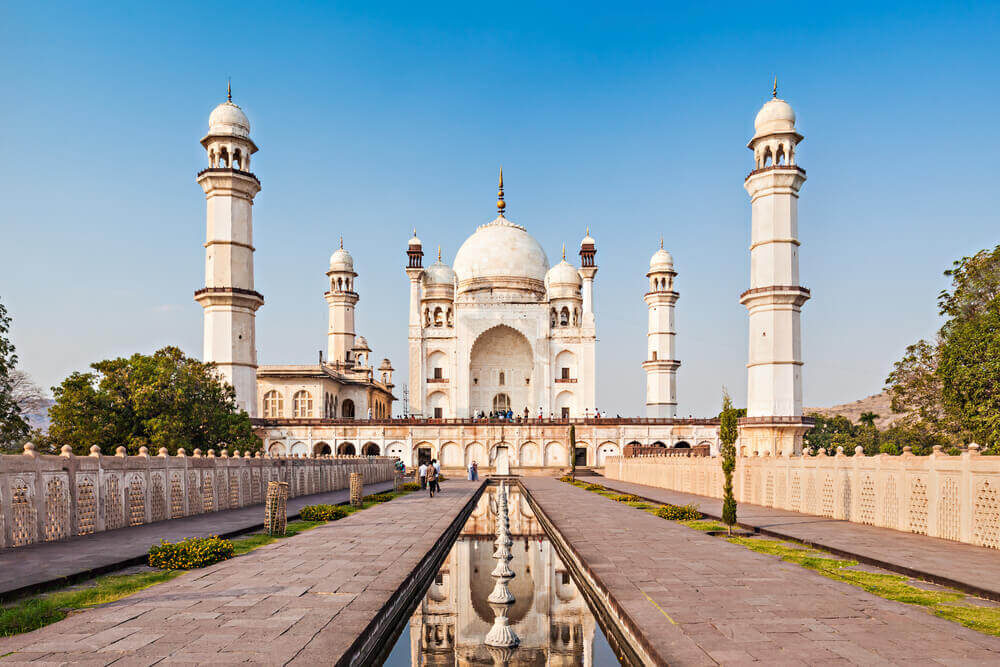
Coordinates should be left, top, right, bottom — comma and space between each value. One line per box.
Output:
470, 536, 535, 626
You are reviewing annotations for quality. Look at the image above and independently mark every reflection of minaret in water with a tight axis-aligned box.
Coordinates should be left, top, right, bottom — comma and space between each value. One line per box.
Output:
486, 482, 520, 650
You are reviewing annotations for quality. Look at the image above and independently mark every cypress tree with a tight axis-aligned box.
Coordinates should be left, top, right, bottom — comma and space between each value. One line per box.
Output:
720, 392, 738, 534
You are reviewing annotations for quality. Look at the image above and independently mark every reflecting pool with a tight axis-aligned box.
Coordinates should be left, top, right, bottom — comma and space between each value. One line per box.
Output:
382, 485, 623, 665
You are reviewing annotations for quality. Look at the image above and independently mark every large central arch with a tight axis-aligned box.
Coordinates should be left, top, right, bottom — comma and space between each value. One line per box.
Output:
469, 325, 534, 415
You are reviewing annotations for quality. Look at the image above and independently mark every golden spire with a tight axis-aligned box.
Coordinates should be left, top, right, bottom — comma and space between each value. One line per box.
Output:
227, 78, 232, 103
562, 243, 566, 261
496, 167, 506, 217
772, 76, 778, 98
437, 245, 442, 262
586, 226, 590, 236
660, 236, 664, 249
339, 235, 343, 249
413, 228, 417, 237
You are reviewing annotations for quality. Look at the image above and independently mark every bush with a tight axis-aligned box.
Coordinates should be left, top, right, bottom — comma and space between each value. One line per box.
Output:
402, 482, 422, 492
584, 483, 604, 491
612, 494, 645, 503
148, 536, 234, 569
559, 475, 574, 483
654, 504, 701, 521
364, 493, 394, 503
299, 504, 349, 521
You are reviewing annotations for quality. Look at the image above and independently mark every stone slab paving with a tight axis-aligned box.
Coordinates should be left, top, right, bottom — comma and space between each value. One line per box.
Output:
594, 476, 1000, 601
522, 477, 1000, 666
0, 480, 481, 665
0, 481, 396, 600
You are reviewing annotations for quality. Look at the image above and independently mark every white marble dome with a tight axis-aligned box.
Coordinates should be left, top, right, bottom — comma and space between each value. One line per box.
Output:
329, 247, 354, 272
453, 217, 549, 289
754, 98, 796, 137
649, 248, 674, 272
545, 260, 582, 287
408, 233, 422, 247
423, 260, 456, 286
353, 335, 370, 351
208, 101, 251, 138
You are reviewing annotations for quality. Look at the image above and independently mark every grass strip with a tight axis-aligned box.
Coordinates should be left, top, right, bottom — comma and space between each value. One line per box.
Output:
1, 486, 416, 638
725, 536, 1000, 636
0, 570, 180, 637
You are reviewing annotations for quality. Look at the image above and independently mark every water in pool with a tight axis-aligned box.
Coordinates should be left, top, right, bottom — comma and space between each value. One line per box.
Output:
381, 484, 623, 665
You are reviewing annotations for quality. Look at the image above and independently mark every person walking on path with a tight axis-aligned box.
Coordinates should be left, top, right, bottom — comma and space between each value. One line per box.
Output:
472, 460, 479, 481
418, 462, 428, 489
467, 461, 475, 481
432, 459, 442, 493
426, 462, 439, 497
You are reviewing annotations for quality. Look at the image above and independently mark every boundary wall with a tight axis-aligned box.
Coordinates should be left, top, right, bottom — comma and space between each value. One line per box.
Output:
0, 445, 394, 549
604, 446, 1000, 549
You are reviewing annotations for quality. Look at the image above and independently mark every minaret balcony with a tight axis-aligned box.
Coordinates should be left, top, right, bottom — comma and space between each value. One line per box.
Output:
739, 285, 810, 308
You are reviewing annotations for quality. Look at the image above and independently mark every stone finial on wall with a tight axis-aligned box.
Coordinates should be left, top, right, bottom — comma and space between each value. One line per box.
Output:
350, 473, 363, 507
60, 445, 73, 457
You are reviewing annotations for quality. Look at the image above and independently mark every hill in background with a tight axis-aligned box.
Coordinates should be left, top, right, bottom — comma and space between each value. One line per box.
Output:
805, 391, 904, 429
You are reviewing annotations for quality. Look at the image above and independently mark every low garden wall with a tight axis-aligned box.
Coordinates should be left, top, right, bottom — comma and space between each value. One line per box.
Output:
604, 445, 1000, 549
0, 444, 395, 549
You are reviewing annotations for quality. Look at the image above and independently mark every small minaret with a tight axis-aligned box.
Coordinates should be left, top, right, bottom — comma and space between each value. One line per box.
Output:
405, 231, 424, 416
325, 237, 359, 365
642, 241, 680, 418
740, 82, 811, 455
194, 85, 263, 416
578, 228, 597, 325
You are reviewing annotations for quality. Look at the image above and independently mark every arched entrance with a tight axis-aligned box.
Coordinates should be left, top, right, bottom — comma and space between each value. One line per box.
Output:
313, 442, 331, 456
674, 441, 691, 449
470, 325, 534, 417
342, 399, 355, 419
338, 442, 356, 456
362, 442, 380, 456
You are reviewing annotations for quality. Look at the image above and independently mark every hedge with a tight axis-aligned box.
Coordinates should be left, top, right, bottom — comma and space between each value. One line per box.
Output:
148, 536, 234, 569
364, 493, 394, 503
654, 504, 701, 521
299, 504, 349, 521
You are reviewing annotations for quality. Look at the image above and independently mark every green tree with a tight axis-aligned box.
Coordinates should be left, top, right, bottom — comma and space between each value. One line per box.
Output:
568, 425, 577, 481
47, 346, 259, 455
859, 412, 879, 428
0, 299, 29, 447
719, 392, 738, 534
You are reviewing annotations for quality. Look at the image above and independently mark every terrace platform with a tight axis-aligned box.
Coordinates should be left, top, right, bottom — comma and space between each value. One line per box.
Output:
595, 476, 1000, 601
520, 476, 1000, 665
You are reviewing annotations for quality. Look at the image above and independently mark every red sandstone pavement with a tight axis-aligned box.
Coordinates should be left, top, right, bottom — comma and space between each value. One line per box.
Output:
594, 476, 1000, 601
0, 481, 482, 666
0, 481, 395, 600
522, 477, 1000, 666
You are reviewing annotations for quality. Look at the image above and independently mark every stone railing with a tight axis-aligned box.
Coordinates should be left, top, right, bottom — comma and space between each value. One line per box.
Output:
0, 444, 395, 549
604, 446, 1000, 549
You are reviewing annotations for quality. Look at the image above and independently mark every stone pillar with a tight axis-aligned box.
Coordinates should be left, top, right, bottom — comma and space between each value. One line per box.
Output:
349, 472, 363, 507
265, 481, 288, 536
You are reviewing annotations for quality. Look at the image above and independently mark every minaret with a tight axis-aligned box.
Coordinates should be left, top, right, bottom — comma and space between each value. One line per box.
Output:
740, 83, 811, 455
578, 229, 598, 413
642, 241, 680, 417
325, 237, 359, 365
405, 230, 424, 416
194, 86, 263, 416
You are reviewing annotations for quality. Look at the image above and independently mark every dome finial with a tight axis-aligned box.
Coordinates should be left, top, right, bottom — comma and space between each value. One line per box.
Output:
227, 77, 232, 103
660, 236, 664, 249
437, 245, 442, 262
772, 76, 778, 98
339, 235, 343, 250
496, 167, 506, 217
562, 243, 566, 261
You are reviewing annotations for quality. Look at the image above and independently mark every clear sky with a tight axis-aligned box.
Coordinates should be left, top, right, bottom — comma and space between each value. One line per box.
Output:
1, 1, 998, 417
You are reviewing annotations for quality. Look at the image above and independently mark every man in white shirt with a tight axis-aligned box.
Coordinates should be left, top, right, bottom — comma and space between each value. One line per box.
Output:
418, 463, 428, 489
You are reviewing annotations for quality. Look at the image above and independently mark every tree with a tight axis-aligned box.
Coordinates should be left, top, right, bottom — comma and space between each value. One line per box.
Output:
47, 346, 259, 455
0, 299, 29, 447
568, 425, 577, 481
719, 391, 738, 534
859, 412, 879, 428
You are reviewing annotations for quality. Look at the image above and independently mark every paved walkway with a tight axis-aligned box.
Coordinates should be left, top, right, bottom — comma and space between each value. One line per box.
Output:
594, 477, 1000, 601
0, 480, 482, 665
522, 477, 1000, 666
0, 481, 395, 600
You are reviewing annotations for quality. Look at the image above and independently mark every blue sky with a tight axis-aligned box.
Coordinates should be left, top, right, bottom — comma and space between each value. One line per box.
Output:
1, 1, 998, 417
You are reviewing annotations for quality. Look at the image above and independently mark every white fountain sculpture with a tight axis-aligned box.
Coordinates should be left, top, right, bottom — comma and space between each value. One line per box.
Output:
485, 482, 520, 648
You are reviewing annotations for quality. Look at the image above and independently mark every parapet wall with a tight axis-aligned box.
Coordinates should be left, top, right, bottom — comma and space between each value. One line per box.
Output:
0, 445, 395, 549
604, 446, 1000, 549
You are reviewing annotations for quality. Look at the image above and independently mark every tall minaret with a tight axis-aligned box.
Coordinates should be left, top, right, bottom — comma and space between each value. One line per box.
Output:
642, 241, 680, 417
740, 83, 811, 455
405, 231, 424, 417
578, 229, 598, 412
194, 86, 263, 416
325, 237, 359, 364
